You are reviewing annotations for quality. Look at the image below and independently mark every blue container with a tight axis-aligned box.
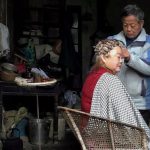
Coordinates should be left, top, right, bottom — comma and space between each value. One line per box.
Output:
12, 118, 29, 137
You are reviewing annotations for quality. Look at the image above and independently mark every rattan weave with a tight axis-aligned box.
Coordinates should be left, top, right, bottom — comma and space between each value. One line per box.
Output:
58, 106, 148, 150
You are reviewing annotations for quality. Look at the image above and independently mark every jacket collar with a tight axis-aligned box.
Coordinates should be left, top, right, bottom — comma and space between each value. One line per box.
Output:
114, 28, 147, 46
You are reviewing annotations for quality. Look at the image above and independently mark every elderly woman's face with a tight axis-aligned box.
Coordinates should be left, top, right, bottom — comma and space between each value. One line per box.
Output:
103, 46, 124, 74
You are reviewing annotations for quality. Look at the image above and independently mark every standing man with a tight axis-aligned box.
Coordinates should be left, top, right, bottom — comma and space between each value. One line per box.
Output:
108, 4, 150, 125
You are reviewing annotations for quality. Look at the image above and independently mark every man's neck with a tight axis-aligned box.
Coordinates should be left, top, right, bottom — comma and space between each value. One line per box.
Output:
125, 30, 142, 46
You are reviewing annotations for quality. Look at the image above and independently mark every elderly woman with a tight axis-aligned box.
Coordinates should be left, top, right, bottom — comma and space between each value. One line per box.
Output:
81, 39, 150, 144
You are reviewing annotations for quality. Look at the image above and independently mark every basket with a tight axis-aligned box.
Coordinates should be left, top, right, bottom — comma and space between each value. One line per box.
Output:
0, 70, 18, 81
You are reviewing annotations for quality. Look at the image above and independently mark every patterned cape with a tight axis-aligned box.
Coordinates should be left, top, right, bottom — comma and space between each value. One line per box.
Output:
90, 73, 150, 144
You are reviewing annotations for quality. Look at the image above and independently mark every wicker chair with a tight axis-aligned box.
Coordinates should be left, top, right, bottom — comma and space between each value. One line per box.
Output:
58, 106, 148, 150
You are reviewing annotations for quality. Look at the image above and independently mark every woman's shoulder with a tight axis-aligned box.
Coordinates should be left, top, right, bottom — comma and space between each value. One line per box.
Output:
93, 73, 123, 97
101, 73, 120, 81
99, 73, 126, 90
97, 73, 122, 87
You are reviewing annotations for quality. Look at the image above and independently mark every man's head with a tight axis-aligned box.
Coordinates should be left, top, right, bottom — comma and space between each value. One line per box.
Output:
121, 4, 144, 39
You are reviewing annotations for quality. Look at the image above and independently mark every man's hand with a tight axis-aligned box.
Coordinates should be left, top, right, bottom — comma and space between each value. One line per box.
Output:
122, 48, 130, 62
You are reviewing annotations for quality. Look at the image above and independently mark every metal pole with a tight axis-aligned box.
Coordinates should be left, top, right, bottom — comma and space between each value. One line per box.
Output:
36, 94, 40, 119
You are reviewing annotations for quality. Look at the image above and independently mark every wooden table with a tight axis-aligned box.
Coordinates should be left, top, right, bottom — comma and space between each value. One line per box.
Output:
0, 80, 62, 141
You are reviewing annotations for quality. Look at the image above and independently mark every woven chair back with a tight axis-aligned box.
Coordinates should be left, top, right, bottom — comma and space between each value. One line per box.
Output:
58, 106, 148, 150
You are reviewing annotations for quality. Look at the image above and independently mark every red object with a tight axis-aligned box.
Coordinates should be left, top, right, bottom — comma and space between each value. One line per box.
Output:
81, 67, 109, 113
16, 63, 26, 74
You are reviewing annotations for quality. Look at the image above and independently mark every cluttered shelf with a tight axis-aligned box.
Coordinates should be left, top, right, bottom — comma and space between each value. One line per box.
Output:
0, 79, 63, 141
13, 0, 65, 47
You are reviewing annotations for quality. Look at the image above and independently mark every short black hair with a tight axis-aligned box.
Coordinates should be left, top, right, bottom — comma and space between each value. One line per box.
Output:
121, 4, 144, 21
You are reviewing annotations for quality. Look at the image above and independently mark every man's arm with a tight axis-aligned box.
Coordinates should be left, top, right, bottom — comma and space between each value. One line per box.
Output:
125, 50, 150, 75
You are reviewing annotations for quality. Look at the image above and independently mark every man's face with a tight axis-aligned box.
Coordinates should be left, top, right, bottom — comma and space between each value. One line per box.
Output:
122, 15, 144, 39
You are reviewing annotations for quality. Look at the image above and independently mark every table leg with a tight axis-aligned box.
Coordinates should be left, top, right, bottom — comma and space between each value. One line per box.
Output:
53, 95, 58, 142
0, 87, 2, 134
36, 94, 40, 119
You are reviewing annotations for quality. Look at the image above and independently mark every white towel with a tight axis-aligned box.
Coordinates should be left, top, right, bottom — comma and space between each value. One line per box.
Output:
0, 23, 10, 57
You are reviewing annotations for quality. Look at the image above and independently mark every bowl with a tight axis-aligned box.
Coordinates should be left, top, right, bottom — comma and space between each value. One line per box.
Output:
0, 63, 17, 73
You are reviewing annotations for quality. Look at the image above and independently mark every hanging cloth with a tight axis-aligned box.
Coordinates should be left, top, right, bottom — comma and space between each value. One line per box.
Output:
0, 23, 10, 57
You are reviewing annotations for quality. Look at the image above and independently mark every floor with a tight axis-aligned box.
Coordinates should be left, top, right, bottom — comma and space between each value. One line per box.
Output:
0, 129, 81, 150
31, 129, 81, 150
